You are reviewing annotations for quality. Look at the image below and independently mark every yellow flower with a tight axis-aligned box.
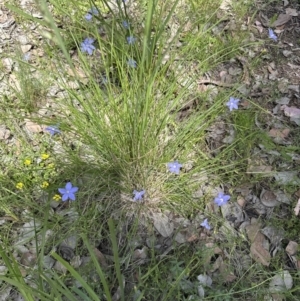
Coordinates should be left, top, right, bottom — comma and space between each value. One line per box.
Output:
41, 181, 49, 188
16, 182, 24, 190
53, 194, 61, 201
47, 163, 55, 169
41, 153, 50, 160
24, 159, 31, 166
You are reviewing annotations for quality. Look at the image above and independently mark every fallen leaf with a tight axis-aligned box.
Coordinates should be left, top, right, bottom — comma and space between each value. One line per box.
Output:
274, 171, 300, 185
250, 236, 271, 266
285, 241, 298, 256
247, 164, 272, 173
268, 128, 290, 139
93, 247, 108, 269
286, 8, 298, 16
220, 0, 231, 10
261, 226, 284, 248
260, 189, 279, 208
288, 85, 299, 92
24, 120, 43, 133
0, 125, 10, 140
271, 14, 292, 27
21, 45, 32, 53
246, 223, 271, 266
152, 213, 174, 237
269, 270, 293, 293
197, 274, 212, 287
132, 247, 148, 261
254, 20, 264, 33
294, 198, 300, 216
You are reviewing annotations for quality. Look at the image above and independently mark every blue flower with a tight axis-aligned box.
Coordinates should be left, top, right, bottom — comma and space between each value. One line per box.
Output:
268, 28, 277, 42
122, 20, 130, 29
226, 97, 240, 111
167, 161, 182, 175
45, 125, 60, 136
133, 190, 145, 201
85, 7, 99, 21
126, 36, 136, 44
23, 53, 30, 62
127, 58, 137, 68
214, 192, 230, 207
200, 218, 211, 230
80, 38, 96, 55
58, 182, 79, 202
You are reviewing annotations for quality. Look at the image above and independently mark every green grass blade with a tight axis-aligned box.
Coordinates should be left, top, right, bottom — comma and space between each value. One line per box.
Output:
51, 252, 100, 301
108, 218, 124, 301
34, 0, 73, 66
81, 234, 113, 301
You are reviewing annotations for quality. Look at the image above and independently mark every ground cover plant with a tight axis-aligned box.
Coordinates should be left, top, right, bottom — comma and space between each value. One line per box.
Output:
0, 0, 300, 300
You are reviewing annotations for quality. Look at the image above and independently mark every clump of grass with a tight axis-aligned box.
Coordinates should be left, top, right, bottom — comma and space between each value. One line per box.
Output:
3, 0, 293, 300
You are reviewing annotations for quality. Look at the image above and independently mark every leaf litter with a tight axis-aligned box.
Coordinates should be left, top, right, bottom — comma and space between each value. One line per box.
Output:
0, 0, 300, 299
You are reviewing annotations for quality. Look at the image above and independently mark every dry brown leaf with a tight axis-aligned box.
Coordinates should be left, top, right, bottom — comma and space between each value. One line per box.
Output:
246, 223, 261, 243
246, 223, 271, 266
260, 189, 279, 208
285, 241, 298, 256
268, 128, 290, 139
294, 198, 300, 216
254, 20, 264, 33
24, 120, 43, 133
21, 45, 32, 53
272, 14, 292, 27
152, 212, 174, 237
286, 8, 298, 16
250, 235, 271, 266
93, 247, 108, 269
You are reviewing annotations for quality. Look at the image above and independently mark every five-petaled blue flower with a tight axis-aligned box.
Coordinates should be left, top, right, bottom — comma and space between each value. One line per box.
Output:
201, 218, 211, 230
127, 58, 137, 68
85, 7, 99, 21
168, 161, 182, 175
214, 192, 230, 206
81, 38, 96, 55
268, 28, 277, 42
58, 182, 79, 202
133, 190, 145, 201
226, 97, 240, 111
127, 36, 136, 44
45, 125, 60, 136
23, 53, 30, 62
122, 20, 130, 29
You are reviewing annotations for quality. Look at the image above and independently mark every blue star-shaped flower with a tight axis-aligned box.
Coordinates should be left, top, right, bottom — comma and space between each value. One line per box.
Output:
80, 38, 96, 55
200, 218, 211, 230
126, 36, 136, 44
268, 28, 277, 42
127, 58, 137, 68
226, 97, 240, 111
85, 7, 99, 21
58, 182, 79, 202
23, 53, 30, 62
167, 161, 182, 174
122, 20, 130, 29
214, 192, 230, 207
45, 125, 61, 136
133, 190, 145, 201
